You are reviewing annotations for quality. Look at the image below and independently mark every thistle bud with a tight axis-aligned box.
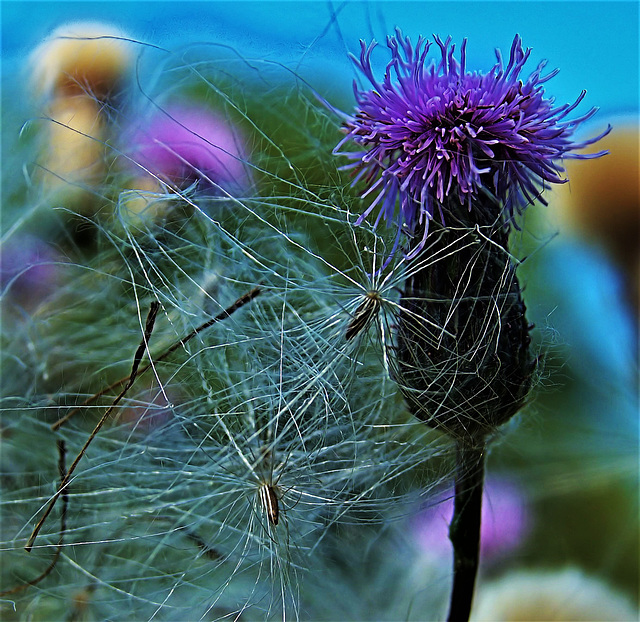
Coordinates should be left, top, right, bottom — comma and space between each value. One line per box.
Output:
393, 196, 536, 442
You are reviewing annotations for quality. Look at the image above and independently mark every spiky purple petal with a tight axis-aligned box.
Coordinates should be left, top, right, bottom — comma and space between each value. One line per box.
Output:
335, 29, 610, 256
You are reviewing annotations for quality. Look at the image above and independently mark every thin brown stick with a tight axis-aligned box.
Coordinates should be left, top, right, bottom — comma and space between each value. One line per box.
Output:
1, 440, 69, 596
29, 288, 260, 551
26, 303, 160, 552
52, 287, 261, 431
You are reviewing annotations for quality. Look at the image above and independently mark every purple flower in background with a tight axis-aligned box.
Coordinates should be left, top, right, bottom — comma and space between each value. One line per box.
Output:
413, 477, 530, 562
335, 30, 610, 257
0, 234, 64, 309
126, 103, 251, 195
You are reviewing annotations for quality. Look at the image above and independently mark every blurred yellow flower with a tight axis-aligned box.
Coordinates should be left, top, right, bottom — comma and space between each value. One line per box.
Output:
30, 22, 132, 99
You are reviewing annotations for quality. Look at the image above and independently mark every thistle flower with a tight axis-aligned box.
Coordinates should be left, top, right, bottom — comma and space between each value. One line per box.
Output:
336, 30, 610, 256
337, 30, 610, 622
334, 30, 610, 443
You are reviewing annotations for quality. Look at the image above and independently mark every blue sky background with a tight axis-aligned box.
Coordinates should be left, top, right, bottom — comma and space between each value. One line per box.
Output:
2, 1, 638, 118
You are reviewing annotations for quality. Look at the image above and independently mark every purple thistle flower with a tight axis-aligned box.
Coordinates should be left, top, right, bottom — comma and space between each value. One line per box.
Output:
335, 30, 610, 257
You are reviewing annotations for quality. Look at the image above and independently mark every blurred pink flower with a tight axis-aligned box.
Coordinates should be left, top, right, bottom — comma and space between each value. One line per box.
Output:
125, 103, 251, 195
413, 476, 530, 562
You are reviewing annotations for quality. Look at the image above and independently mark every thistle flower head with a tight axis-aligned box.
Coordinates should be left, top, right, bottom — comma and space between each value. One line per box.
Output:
336, 30, 610, 256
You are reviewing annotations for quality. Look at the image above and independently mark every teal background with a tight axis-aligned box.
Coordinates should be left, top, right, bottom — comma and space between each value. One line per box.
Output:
2, 1, 639, 118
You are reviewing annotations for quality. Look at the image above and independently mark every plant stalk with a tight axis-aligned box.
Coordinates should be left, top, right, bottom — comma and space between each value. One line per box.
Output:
447, 441, 486, 622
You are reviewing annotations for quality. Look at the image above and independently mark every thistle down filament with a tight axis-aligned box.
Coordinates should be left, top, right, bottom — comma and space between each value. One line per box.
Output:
337, 30, 609, 621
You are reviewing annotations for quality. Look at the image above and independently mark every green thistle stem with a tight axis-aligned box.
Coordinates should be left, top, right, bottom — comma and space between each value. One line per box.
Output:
447, 441, 485, 622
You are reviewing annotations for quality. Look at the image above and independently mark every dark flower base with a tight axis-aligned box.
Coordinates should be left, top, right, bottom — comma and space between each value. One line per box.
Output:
393, 194, 536, 444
